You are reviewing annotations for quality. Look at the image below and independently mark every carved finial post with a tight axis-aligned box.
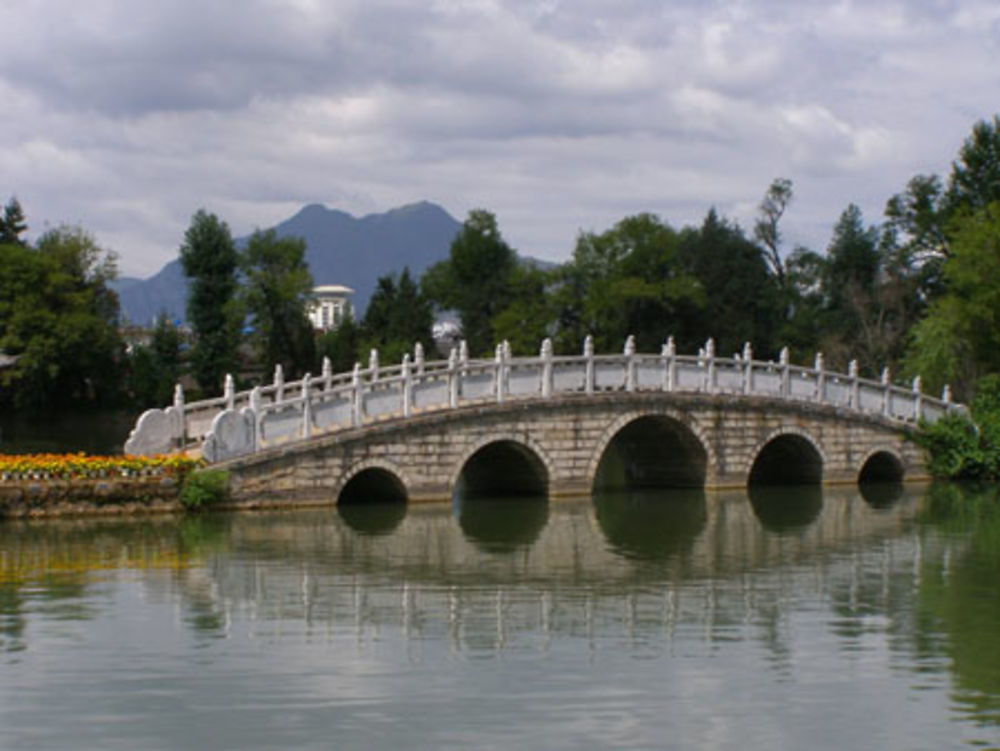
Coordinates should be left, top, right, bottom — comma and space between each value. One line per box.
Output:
943, 384, 952, 404
301, 373, 312, 439
414, 342, 425, 374
814, 352, 825, 404
625, 335, 637, 392
742, 342, 753, 395
322, 356, 333, 391
779, 346, 790, 397
274, 363, 285, 403
540, 338, 553, 398
447, 348, 460, 408
172, 383, 186, 449
401, 353, 412, 418
584, 335, 595, 395
663, 336, 676, 392
881, 366, 891, 416
704, 338, 716, 394
249, 385, 261, 453
224, 373, 235, 410
369, 349, 380, 382
459, 340, 469, 371
351, 362, 362, 427
912, 375, 923, 421
495, 343, 506, 403
848, 359, 859, 409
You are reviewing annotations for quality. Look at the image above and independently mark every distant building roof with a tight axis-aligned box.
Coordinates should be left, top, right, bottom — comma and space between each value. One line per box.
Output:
313, 284, 354, 296
0, 353, 20, 369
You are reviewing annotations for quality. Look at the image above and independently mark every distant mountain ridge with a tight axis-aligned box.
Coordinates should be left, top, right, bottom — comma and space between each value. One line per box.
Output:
113, 201, 464, 326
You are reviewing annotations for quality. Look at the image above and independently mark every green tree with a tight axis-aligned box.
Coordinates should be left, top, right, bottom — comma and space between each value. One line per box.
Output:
422, 210, 518, 355
126, 314, 182, 407
0, 197, 27, 246
179, 210, 240, 395
904, 202, 1000, 397
361, 268, 434, 364
491, 263, 556, 354
316, 311, 363, 373
240, 228, 315, 378
679, 209, 782, 356
0, 226, 123, 409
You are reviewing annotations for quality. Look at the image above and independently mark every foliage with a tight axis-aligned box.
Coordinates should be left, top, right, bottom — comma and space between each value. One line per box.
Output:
0, 224, 124, 410
753, 177, 793, 287
916, 374, 1000, 480
316, 310, 363, 373
240, 228, 315, 378
903, 203, 1000, 397
491, 263, 558, 354
0, 197, 27, 246
0, 453, 204, 481
423, 210, 518, 355
179, 468, 230, 511
179, 210, 240, 395
360, 268, 434, 364
126, 314, 182, 407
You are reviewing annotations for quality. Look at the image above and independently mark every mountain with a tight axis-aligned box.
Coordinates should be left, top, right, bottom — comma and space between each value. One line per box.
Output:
114, 201, 464, 326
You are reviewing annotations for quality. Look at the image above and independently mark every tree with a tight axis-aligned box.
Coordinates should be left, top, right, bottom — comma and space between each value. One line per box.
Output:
422, 210, 518, 355
753, 178, 793, 287
240, 228, 315, 378
361, 268, 434, 364
946, 115, 1000, 215
0, 226, 124, 409
0, 197, 27, 246
678, 209, 782, 356
126, 314, 182, 407
904, 202, 1000, 398
179, 210, 240, 395
316, 311, 362, 373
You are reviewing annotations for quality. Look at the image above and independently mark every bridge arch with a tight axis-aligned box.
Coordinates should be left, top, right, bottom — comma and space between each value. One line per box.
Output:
747, 427, 825, 486
449, 433, 552, 499
588, 410, 714, 490
335, 459, 411, 505
858, 447, 905, 484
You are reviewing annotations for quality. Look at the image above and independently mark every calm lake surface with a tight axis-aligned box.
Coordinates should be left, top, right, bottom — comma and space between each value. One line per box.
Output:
1, 484, 999, 750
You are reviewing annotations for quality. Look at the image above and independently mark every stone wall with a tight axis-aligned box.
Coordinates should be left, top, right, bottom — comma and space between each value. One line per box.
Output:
222, 392, 927, 503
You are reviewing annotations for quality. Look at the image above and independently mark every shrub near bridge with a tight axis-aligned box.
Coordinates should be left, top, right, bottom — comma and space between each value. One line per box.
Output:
918, 375, 1000, 481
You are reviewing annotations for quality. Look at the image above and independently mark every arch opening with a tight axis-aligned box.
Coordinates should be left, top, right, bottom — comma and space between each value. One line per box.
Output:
337, 467, 408, 506
455, 440, 548, 500
859, 451, 905, 484
593, 416, 707, 492
749, 434, 823, 486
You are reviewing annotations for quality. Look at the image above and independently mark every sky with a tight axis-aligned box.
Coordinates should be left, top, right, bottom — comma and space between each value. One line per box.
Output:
2, 0, 998, 278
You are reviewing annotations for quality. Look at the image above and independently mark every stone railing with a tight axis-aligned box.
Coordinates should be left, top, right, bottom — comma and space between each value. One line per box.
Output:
124, 336, 964, 462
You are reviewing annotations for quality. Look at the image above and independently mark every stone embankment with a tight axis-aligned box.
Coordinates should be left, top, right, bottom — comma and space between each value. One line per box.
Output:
0, 476, 182, 518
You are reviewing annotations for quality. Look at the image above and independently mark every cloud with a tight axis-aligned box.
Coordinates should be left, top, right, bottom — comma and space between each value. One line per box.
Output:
0, 0, 996, 275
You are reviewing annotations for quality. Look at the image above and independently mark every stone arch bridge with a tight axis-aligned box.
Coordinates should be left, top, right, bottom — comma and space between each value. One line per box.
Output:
124, 337, 962, 503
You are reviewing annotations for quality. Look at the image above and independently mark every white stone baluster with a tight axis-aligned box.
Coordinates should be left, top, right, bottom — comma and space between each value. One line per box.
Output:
584, 335, 595, 395
848, 359, 859, 409
322, 356, 333, 391
224, 373, 235, 410
881, 366, 891, 416
173, 384, 186, 449
664, 336, 676, 392
625, 335, 637, 392
459, 340, 469, 374
779, 347, 790, 397
814, 352, 825, 404
448, 348, 459, 408
274, 364, 285, 403
742, 342, 753, 395
301, 373, 312, 439
912, 375, 922, 422
414, 342, 425, 375
401, 354, 412, 418
249, 386, 261, 452
369, 349, 380, 382
495, 343, 506, 403
541, 338, 553, 398
351, 363, 362, 427
704, 338, 716, 394
943, 384, 952, 405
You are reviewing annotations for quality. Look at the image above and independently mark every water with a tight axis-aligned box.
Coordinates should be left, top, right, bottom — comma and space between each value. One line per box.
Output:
1, 483, 999, 750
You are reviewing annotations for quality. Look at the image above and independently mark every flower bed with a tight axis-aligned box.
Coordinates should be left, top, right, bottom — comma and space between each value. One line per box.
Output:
0, 453, 204, 482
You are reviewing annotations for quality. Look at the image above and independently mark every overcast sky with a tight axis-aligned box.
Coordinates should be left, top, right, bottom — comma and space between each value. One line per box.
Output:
2, 0, 998, 277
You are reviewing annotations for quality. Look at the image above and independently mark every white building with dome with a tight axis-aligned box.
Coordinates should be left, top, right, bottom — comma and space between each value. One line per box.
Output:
308, 284, 354, 331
